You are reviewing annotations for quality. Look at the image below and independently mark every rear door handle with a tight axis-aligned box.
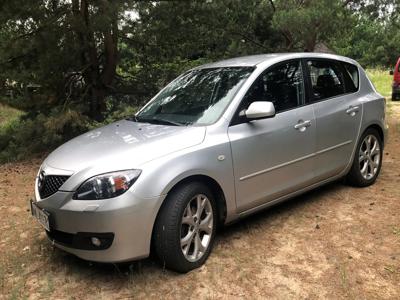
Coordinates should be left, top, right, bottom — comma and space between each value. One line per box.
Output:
294, 120, 311, 131
346, 105, 360, 115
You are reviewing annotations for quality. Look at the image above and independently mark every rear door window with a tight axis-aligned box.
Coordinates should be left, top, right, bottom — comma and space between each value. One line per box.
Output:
306, 60, 346, 101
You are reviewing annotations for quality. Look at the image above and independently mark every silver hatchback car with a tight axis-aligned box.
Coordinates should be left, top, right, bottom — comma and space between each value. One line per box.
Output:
31, 53, 387, 272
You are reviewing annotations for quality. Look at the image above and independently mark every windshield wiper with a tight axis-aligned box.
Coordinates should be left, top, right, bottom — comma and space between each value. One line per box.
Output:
131, 116, 184, 126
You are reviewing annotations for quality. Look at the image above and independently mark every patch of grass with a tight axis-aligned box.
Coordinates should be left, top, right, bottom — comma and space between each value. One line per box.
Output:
392, 226, 400, 236
41, 274, 54, 298
0, 103, 22, 128
339, 264, 348, 289
384, 265, 396, 274
366, 69, 392, 98
9, 279, 25, 300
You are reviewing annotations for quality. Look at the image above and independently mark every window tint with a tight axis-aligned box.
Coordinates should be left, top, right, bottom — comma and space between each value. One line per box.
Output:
306, 60, 345, 101
342, 62, 359, 92
240, 60, 304, 114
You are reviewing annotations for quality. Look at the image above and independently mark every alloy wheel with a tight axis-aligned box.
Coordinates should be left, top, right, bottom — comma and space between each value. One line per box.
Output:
180, 194, 213, 262
359, 134, 381, 180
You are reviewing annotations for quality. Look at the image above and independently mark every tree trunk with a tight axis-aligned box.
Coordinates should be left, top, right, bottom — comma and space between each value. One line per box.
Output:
282, 30, 294, 50
305, 33, 317, 52
71, 0, 118, 121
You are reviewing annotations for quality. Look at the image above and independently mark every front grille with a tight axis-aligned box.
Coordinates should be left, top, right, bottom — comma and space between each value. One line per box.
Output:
38, 172, 70, 199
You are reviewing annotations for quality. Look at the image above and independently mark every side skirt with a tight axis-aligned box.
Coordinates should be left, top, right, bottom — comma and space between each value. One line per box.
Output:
237, 169, 347, 219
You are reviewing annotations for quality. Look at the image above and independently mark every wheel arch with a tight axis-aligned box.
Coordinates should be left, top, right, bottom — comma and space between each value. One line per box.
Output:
345, 123, 384, 186
366, 123, 384, 144
158, 174, 227, 226
149, 174, 228, 255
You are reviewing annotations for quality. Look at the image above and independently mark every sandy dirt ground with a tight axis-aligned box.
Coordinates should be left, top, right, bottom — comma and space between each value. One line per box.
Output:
0, 101, 399, 299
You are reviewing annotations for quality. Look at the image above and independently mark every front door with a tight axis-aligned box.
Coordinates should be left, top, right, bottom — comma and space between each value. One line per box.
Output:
228, 60, 316, 212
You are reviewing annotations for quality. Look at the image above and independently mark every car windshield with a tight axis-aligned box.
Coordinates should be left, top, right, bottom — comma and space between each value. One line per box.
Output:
135, 67, 254, 126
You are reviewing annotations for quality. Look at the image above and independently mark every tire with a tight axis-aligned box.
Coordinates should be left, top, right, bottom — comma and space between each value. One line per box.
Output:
153, 181, 217, 273
346, 128, 383, 187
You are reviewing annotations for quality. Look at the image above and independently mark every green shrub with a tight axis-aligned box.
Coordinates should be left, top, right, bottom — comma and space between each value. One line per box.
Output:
0, 100, 140, 163
0, 109, 90, 163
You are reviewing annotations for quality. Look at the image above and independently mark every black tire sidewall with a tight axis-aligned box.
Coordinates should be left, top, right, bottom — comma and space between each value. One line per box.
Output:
154, 182, 217, 273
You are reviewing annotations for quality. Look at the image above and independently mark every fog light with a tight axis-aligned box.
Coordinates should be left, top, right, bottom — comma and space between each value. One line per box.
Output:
91, 237, 101, 247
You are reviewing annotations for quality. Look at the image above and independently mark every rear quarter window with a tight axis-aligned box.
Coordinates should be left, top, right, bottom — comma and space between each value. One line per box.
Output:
342, 62, 359, 93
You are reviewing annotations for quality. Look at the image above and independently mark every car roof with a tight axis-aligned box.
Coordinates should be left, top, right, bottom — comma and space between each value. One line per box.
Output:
197, 53, 358, 69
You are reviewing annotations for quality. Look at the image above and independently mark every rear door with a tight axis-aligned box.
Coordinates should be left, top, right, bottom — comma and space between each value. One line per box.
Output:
304, 59, 362, 181
228, 59, 317, 212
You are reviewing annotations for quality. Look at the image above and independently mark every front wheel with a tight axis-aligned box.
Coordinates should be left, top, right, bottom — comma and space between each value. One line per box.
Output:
153, 182, 217, 273
346, 128, 383, 187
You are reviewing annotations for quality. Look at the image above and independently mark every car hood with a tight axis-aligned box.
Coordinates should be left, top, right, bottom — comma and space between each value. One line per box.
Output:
44, 120, 206, 174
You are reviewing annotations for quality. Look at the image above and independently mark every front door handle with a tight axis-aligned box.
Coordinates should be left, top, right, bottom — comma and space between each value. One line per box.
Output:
294, 120, 311, 131
346, 105, 360, 116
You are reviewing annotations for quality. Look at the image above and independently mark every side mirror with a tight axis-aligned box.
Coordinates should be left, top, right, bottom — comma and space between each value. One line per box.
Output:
243, 101, 275, 120
390, 70, 394, 75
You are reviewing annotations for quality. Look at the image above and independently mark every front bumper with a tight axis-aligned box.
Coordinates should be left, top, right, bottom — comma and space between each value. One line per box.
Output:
33, 190, 165, 263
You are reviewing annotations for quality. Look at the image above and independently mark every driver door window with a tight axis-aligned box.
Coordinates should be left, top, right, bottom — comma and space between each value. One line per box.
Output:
240, 60, 305, 115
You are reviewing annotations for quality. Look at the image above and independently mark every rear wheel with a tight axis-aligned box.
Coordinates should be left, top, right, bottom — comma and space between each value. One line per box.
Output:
346, 128, 383, 187
153, 182, 217, 273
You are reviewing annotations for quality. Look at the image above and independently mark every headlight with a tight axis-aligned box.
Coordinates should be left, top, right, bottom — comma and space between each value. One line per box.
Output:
73, 170, 141, 200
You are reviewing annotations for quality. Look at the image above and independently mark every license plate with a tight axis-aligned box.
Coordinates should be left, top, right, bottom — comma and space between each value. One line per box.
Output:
30, 200, 50, 231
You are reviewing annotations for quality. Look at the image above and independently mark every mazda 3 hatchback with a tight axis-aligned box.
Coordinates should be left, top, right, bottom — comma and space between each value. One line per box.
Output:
31, 53, 387, 273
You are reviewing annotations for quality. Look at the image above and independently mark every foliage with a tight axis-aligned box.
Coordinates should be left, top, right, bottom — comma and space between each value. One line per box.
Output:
0, 103, 21, 126
0, 0, 136, 118
0, 0, 399, 162
331, 15, 400, 68
0, 108, 89, 163
272, 0, 349, 51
